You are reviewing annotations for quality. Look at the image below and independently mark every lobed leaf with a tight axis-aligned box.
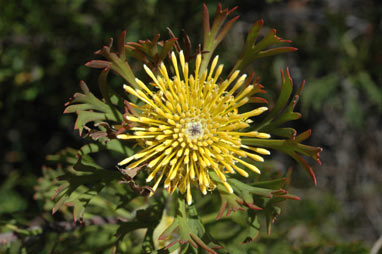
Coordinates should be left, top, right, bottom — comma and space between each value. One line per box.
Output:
244, 68, 322, 184
230, 20, 297, 75
64, 81, 123, 135
159, 197, 220, 254
126, 34, 178, 72
200, 3, 239, 75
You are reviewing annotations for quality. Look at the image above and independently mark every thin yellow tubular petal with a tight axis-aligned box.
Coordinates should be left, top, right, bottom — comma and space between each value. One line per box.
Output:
195, 53, 201, 78
148, 153, 166, 168
212, 64, 224, 84
176, 103, 182, 115
191, 159, 199, 178
167, 119, 176, 125
245, 152, 264, 162
171, 51, 180, 80
135, 89, 156, 106
155, 76, 167, 93
143, 64, 160, 86
153, 94, 171, 113
220, 160, 235, 173
228, 70, 240, 86
218, 135, 242, 146
218, 142, 246, 157
117, 134, 154, 139
161, 139, 173, 147
150, 170, 165, 193
165, 100, 175, 112
200, 184, 207, 195
134, 78, 153, 96
226, 97, 249, 112
176, 147, 184, 157
192, 151, 198, 162
200, 169, 210, 186
161, 151, 177, 166
214, 70, 239, 99
184, 63, 189, 97
187, 180, 193, 205
231, 163, 249, 177
199, 71, 207, 88
164, 147, 173, 155
203, 81, 214, 101
140, 116, 168, 125
128, 148, 161, 168
241, 145, 271, 155
208, 55, 219, 80
162, 129, 172, 135
231, 156, 261, 174
134, 145, 163, 159
188, 75, 195, 102
169, 157, 184, 180
203, 147, 212, 157
179, 50, 185, 73
211, 144, 222, 154
118, 155, 135, 166
234, 85, 254, 103
184, 152, 190, 164
146, 162, 163, 182
210, 163, 226, 182
225, 131, 271, 139
226, 74, 247, 97
198, 154, 207, 168
156, 134, 171, 141
200, 152, 212, 167
130, 127, 147, 131
164, 175, 172, 188
159, 62, 170, 83
171, 141, 179, 148
189, 162, 195, 179
177, 89, 186, 111
223, 181, 234, 193
219, 122, 249, 131
155, 107, 167, 118
135, 131, 162, 136
124, 85, 154, 106
241, 107, 268, 119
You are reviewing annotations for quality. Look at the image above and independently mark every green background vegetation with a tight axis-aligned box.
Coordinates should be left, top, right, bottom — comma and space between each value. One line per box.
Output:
0, 0, 381, 253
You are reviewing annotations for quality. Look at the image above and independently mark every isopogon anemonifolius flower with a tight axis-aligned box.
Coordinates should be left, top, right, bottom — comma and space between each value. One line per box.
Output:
117, 51, 271, 205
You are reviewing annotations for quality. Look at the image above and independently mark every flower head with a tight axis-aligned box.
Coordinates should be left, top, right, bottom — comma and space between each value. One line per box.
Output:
117, 51, 271, 205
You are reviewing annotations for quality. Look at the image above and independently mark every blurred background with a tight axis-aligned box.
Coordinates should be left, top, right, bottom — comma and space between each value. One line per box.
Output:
0, 0, 381, 252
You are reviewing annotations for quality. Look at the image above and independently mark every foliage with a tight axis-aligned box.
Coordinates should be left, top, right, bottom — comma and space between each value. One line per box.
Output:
1, 0, 379, 253
1, 3, 324, 253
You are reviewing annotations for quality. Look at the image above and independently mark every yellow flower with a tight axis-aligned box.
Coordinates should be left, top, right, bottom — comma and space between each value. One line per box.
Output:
117, 51, 271, 205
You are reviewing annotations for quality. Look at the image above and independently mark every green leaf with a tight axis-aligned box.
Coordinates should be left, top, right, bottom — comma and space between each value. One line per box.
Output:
64, 81, 123, 135
243, 68, 322, 184
254, 68, 295, 134
200, 3, 239, 75
86, 31, 137, 87
230, 20, 297, 75
126, 34, 178, 71
115, 201, 165, 253
78, 139, 133, 157
159, 196, 220, 254
242, 134, 321, 185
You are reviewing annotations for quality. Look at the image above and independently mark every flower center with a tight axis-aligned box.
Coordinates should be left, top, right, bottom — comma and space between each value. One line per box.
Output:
185, 121, 204, 140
